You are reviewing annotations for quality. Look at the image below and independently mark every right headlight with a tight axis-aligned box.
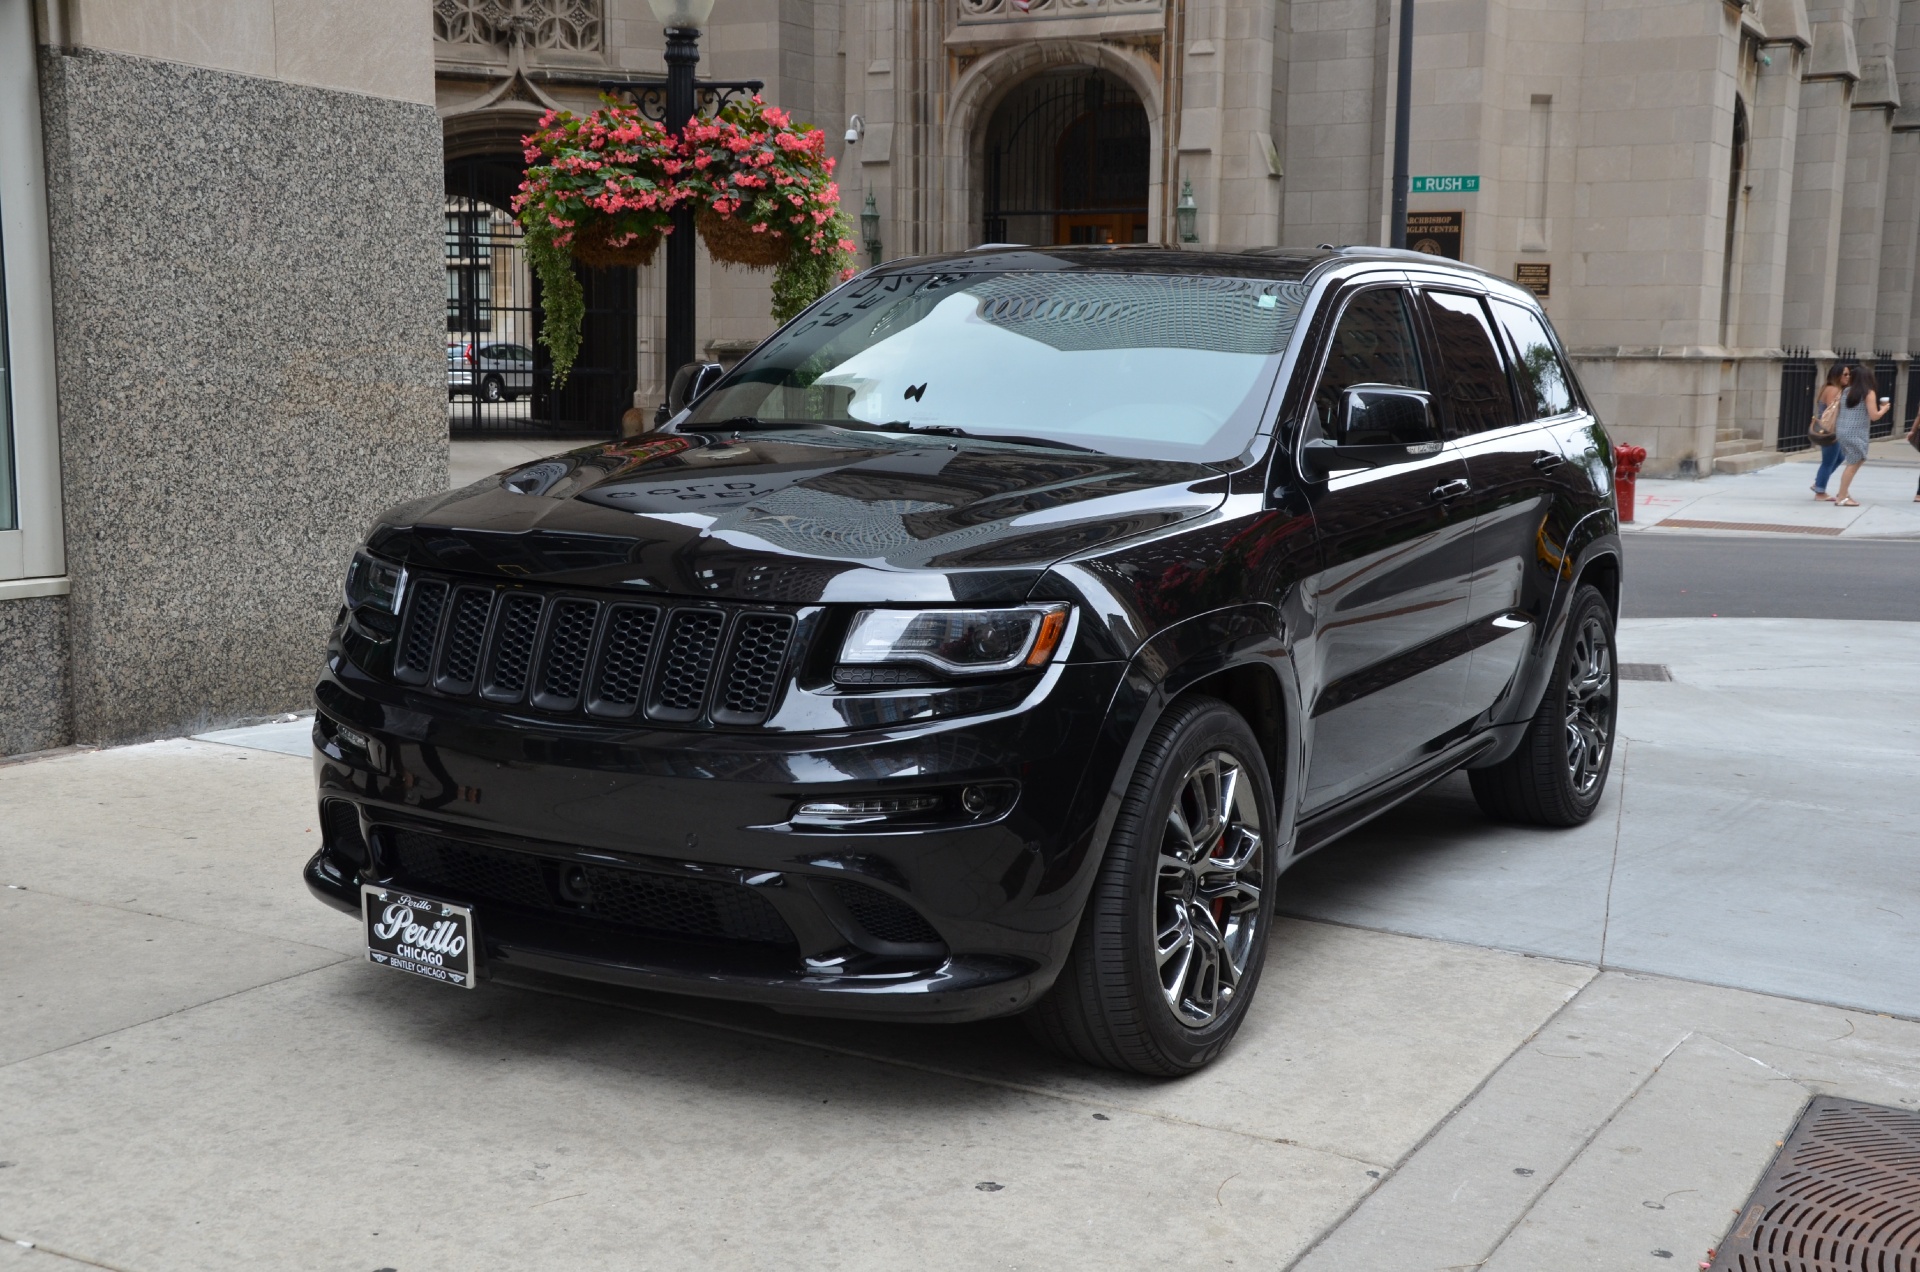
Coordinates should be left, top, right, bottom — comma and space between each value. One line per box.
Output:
837, 604, 1070, 677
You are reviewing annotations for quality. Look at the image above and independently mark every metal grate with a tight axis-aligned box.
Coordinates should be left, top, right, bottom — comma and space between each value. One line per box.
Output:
1618, 663, 1673, 682
481, 593, 544, 702
831, 879, 944, 947
1776, 348, 1818, 453
1710, 1096, 1920, 1271
649, 609, 726, 722
714, 614, 796, 724
395, 579, 449, 684
532, 598, 599, 711
437, 586, 495, 692
386, 830, 795, 947
1873, 353, 1901, 439
587, 603, 661, 718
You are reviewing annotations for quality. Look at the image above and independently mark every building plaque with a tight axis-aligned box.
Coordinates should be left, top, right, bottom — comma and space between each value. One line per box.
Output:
1515, 262, 1550, 297
1406, 211, 1463, 260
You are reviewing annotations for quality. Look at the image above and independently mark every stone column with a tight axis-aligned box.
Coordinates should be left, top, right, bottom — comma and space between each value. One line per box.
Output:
1214, 0, 1282, 246
1781, 17, 1858, 350
1832, 55, 1897, 350
1732, 33, 1807, 447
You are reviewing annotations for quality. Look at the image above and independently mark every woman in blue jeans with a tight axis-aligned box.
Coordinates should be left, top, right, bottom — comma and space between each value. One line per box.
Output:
1811, 363, 1846, 500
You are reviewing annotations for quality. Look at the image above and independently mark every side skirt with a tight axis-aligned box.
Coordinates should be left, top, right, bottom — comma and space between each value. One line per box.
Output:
1286, 732, 1499, 861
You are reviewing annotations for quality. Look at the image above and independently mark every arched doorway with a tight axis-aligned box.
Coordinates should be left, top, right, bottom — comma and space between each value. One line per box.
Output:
981, 70, 1150, 246
443, 155, 635, 438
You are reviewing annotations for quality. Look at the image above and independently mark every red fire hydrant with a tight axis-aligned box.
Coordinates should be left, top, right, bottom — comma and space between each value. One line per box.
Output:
1613, 444, 1647, 523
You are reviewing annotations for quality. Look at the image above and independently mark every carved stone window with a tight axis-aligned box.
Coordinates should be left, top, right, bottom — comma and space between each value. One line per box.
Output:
957, 0, 1162, 22
434, 0, 603, 53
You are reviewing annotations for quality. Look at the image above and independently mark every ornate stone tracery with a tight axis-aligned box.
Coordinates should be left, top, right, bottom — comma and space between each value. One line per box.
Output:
957, 0, 1161, 22
433, 0, 602, 53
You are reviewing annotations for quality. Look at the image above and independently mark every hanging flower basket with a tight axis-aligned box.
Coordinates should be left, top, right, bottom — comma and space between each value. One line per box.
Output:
569, 221, 664, 269
695, 204, 792, 269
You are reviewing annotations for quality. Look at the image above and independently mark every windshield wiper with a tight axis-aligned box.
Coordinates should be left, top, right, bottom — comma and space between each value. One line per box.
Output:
837, 420, 1097, 454
678, 416, 825, 432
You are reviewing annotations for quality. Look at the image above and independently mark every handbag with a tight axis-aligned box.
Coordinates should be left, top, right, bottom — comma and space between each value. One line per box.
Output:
1908, 419, 1920, 453
1809, 398, 1838, 446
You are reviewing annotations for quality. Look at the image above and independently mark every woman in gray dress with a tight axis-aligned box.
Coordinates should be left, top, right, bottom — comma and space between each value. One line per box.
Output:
1832, 360, 1890, 508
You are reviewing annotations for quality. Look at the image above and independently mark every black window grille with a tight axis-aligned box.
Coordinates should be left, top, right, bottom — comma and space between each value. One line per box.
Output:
982, 71, 1150, 247
1873, 351, 1900, 439
1775, 347, 1817, 452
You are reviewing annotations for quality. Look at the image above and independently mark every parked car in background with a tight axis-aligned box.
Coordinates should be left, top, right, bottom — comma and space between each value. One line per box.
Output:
446, 341, 536, 402
316, 245, 1622, 1076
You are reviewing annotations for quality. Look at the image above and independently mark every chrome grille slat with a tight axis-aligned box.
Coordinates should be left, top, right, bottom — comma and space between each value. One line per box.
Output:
389, 575, 795, 728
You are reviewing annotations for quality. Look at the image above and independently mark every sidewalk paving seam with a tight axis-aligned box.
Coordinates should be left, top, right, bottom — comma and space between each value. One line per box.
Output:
0, 1236, 135, 1272
488, 975, 1397, 1170
0, 959, 350, 1073
1597, 738, 1629, 968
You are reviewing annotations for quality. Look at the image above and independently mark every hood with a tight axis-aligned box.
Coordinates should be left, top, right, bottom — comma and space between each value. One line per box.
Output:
370, 430, 1226, 604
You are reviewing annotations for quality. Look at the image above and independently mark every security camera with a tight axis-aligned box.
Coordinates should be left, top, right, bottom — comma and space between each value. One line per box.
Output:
845, 114, 865, 145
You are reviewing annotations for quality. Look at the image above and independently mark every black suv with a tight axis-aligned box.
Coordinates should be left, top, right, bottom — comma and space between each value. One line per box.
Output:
309, 246, 1620, 1076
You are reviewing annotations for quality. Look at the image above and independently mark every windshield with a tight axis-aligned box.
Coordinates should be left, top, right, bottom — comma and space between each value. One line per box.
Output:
681, 271, 1311, 463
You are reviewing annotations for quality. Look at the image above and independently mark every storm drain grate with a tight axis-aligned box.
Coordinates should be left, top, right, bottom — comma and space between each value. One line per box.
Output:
1619, 663, 1673, 681
1709, 1096, 1920, 1271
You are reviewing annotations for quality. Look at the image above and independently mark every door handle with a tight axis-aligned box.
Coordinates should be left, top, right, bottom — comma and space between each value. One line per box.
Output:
1531, 452, 1563, 470
1430, 478, 1471, 501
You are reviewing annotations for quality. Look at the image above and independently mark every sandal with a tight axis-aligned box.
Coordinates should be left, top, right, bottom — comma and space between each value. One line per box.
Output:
1835, 497, 1860, 507
1813, 491, 1833, 501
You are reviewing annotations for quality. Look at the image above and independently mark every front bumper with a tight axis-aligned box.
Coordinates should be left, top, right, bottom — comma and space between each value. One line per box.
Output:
308, 657, 1127, 1023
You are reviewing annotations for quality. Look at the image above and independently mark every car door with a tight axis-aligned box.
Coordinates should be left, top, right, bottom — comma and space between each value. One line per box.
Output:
1298, 283, 1478, 812
1415, 287, 1547, 720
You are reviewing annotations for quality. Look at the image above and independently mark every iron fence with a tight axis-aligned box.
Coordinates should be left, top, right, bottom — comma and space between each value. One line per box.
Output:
982, 70, 1150, 246
1775, 347, 1817, 452
1872, 350, 1901, 439
444, 159, 634, 440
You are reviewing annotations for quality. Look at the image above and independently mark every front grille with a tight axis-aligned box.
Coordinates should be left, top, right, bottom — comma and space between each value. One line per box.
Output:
391, 576, 795, 728
832, 879, 944, 947
386, 830, 796, 948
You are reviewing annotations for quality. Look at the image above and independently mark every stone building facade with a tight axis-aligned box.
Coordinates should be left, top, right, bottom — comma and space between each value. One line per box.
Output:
441, 0, 1920, 476
0, 0, 446, 756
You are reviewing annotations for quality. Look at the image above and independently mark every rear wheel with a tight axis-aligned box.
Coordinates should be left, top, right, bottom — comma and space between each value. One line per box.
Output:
1468, 584, 1617, 827
1026, 696, 1276, 1076
482, 375, 506, 403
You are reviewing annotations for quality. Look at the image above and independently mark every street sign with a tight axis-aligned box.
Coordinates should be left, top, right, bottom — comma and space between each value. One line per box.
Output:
1406, 211, 1463, 259
1411, 175, 1480, 193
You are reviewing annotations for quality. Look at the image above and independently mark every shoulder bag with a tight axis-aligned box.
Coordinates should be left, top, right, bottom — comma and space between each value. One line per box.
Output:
1809, 397, 1838, 446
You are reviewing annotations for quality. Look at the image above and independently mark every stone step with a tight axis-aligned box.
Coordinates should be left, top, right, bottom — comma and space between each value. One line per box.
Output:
1712, 448, 1787, 475
1715, 437, 1764, 456
1717, 427, 1745, 443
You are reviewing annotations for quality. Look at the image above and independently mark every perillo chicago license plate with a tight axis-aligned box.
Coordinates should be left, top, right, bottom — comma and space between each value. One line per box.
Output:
361, 884, 477, 988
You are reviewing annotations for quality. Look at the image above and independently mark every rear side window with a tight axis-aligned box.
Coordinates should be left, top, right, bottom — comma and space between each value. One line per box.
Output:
1421, 291, 1518, 437
1490, 299, 1576, 419
1310, 288, 1428, 441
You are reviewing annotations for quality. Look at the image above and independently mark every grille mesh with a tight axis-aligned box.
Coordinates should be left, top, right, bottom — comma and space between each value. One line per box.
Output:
394, 580, 448, 683
386, 831, 795, 947
650, 609, 726, 720
832, 879, 943, 947
482, 594, 544, 700
387, 574, 798, 728
589, 604, 660, 717
716, 614, 796, 723
438, 587, 495, 691
534, 599, 599, 709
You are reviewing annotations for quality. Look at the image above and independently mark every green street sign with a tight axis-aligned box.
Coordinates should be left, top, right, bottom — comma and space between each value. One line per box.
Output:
1411, 175, 1480, 193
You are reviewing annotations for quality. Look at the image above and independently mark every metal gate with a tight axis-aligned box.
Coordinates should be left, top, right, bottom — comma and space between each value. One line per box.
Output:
444, 157, 635, 439
1872, 350, 1900, 439
981, 71, 1150, 247
1775, 347, 1817, 452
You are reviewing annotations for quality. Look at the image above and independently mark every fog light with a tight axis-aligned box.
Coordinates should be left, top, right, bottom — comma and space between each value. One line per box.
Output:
557, 864, 594, 906
961, 786, 996, 815
792, 794, 942, 828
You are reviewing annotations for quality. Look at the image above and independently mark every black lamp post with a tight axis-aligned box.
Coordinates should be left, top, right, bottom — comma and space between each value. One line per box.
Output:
649, 0, 715, 382
1389, 0, 1414, 249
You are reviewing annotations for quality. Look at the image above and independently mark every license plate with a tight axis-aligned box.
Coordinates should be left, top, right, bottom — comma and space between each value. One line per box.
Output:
361, 885, 477, 988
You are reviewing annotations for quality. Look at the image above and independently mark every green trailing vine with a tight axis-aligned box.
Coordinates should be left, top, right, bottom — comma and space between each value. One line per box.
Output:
771, 209, 856, 325
524, 223, 585, 387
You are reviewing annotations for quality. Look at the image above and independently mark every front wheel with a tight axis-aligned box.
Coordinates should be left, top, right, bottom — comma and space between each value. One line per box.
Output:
482, 375, 506, 403
1469, 584, 1618, 826
1026, 696, 1277, 1076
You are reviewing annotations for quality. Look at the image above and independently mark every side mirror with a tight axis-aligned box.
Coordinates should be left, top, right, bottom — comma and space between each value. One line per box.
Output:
666, 361, 726, 415
1300, 385, 1443, 478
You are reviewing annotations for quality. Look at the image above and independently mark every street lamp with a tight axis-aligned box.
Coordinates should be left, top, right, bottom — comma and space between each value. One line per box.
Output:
1176, 179, 1199, 243
861, 192, 882, 267
647, 0, 716, 383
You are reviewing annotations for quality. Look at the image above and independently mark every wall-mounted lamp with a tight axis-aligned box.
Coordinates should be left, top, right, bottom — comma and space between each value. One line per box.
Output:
1176, 178, 1199, 243
861, 191, 882, 266
845, 114, 865, 145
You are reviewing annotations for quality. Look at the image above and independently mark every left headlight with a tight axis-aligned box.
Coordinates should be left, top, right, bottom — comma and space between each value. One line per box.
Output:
344, 550, 407, 616
838, 604, 1070, 677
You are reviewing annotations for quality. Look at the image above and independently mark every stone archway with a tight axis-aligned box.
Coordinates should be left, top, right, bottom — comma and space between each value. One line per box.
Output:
943, 40, 1165, 251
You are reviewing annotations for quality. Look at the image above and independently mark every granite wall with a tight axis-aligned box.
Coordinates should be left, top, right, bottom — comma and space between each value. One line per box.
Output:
36, 47, 447, 745
0, 596, 73, 756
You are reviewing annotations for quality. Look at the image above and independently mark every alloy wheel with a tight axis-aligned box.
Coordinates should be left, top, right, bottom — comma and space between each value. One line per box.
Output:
1564, 614, 1614, 796
1155, 751, 1265, 1028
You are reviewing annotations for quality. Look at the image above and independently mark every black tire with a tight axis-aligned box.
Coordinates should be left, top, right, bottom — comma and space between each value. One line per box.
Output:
482, 375, 505, 403
1025, 695, 1278, 1076
1468, 584, 1618, 827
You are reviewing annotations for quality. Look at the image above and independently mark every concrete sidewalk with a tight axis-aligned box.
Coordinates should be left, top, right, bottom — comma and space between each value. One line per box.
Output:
1631, 441, 1920, 538
3, 619, 1918, 1270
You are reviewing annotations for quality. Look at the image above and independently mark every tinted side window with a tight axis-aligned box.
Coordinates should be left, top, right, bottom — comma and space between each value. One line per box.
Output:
1311, 288, 1429, 442
1422, 291, 1518, 437
1490, 298, 1576, 419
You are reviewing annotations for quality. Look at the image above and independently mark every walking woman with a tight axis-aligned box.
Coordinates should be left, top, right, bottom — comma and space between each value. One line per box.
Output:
1811, 363, 1846, 500
1832, 360, 1890, 508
